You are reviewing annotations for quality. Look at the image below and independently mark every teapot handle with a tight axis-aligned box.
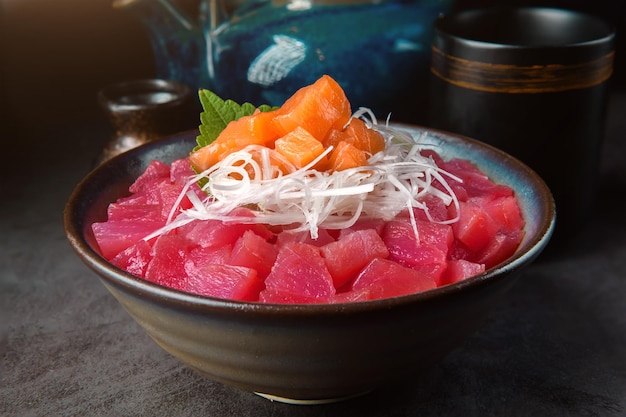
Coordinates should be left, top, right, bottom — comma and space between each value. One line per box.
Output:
203, 0, 244, 31
114, 0, 206, 90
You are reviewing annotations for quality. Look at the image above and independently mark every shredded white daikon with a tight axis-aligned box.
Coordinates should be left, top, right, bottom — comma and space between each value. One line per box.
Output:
145, 119, 462, 241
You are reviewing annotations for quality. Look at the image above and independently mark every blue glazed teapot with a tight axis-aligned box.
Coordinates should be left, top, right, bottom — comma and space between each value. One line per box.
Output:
114, 0, 453, 122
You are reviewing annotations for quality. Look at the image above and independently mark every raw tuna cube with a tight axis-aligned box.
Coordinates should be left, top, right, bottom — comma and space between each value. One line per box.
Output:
452, 201, 499, 253
475, 230, 525, 268
185, 245, 233, 273
448, 239, 470, 261
448, 181, 469, 202
411, 195, 451, 223
419, 149, 445, 167
382, 220, 449, 283
227, 207, 275, 240
129, 160, 171, 193
415, 220, 454, 253
383, 220, 453, 257
152, 180, 194, 220
482, 196, 525, 233
169, 158, 195, 185
440, 259, 485, 286
320, 229, 389, 289
110, 239, 153, 278
179, 215, 271, 249
350, 258, 436, 300
261, 242, 335, 302
92, 219, 165, 260
185, 263, 263, 301
415, 262, 448, 286
144, 234, 194, 290
106, 203, 163, 222
143, 177, 174, 205
229, 230, 279, 279
443, 158, 513, 200
177, 219, 224, 248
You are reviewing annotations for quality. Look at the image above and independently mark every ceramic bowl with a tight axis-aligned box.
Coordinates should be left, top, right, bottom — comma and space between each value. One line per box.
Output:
64, 125, 555, 404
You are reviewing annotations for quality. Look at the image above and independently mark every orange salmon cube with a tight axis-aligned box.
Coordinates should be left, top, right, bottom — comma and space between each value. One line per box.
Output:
272, 75, 352, 141
275, 127, 326, 169
328, 141, 368, 172
189, 110, 280, 171
324, 118, 386, 156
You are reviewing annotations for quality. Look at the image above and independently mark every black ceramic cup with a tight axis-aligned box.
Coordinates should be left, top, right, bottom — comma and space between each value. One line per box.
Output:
428, 7, 615, 249
97, 79, 197, 163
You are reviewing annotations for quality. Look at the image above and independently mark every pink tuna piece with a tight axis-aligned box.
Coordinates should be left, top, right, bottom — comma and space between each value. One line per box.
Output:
482, 196, 525, 233
185, 263, 264, 301
106, 203, 163, 222
320, 229, 389, 289
350, 258, 436, 300
110, 239, 153, 278
261, 242, 335, 303
452, 200, 499, 253
185, 245, 233, 272
475, 230, 525, 268
144, 234, 194, 291
169, 158, 195, 185
229, 230, 279, 279
440, 259, 485, 286
92, 219, 165, 260
382, 219, 450, 284
129, 160, 171, 193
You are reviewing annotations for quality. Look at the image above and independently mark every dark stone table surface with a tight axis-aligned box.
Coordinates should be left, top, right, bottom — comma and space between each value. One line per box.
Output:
2, 93, 625, 417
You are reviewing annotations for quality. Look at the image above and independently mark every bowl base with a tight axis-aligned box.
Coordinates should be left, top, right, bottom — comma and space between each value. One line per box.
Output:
255, 390, 372, 405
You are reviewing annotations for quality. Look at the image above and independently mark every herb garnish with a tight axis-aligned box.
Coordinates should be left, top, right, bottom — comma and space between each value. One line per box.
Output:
194, 89, 276, 152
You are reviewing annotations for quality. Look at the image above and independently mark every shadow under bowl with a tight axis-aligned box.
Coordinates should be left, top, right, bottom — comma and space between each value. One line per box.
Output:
64, 125, 555, 403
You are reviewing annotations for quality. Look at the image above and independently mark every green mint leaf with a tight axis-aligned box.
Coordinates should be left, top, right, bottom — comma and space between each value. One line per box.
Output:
194, 89, 277, 152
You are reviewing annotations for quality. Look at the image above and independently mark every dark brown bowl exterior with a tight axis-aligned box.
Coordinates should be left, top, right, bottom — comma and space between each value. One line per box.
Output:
64, 126, 555, 402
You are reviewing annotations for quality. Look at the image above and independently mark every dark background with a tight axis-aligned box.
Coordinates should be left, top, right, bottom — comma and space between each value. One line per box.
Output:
1, 0, 624, 144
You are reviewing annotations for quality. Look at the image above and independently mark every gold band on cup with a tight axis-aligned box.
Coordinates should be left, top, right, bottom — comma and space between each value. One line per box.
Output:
431, 46, 615, 93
